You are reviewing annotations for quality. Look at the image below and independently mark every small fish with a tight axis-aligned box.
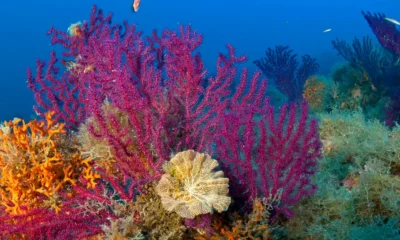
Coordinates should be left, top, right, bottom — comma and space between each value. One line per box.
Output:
384, 17, 400, 25
132, 0, 141, 12
67, 21, 82, 37
322, 28, 332, 33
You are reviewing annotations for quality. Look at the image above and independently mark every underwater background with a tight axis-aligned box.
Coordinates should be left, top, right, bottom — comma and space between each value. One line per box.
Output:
0, 0, 398, 120
1, 0, 400, 239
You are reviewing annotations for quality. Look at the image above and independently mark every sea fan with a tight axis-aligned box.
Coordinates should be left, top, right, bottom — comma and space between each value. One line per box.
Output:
155, 150, 231, 219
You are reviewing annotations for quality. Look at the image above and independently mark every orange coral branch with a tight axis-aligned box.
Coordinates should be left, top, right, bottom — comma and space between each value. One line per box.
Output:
0, 112, 100, 215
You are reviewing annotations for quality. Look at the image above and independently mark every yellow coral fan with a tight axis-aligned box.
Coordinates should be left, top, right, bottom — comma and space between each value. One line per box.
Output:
155, 150, 231, 219
0, 112, 99, 214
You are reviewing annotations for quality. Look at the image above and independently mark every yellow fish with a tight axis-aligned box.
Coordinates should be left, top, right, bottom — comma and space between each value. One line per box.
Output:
133, 0, 141, 12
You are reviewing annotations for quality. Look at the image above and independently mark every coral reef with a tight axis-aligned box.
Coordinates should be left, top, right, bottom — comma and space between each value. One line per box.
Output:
7, 3, 400, 240
23, 3, 400, 240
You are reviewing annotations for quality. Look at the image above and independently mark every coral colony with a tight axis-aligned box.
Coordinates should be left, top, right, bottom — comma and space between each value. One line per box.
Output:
0, 4, 400, 239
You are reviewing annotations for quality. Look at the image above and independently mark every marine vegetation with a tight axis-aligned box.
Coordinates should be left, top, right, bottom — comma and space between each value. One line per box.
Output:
284, 111, 400, 239
280, 10, 400, 239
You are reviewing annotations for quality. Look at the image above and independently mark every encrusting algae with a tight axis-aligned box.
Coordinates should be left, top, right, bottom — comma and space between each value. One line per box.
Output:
302, 75, 327, 112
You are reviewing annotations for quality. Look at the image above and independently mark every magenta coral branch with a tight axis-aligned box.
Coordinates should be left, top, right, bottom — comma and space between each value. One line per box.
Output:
83, 22, 267, 181
216, 101, 321, 218
0, 199, 108, 239
27, 3, 269, 174
47, 5, 112, 58
27, 5, 116, 129
27, 52, 86, 129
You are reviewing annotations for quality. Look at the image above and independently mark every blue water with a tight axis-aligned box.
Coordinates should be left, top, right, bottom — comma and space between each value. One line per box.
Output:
0, 0, 399, 121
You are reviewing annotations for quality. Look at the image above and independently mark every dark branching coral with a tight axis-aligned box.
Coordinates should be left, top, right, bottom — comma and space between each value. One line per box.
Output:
362, 11, 400, 56
332, 36, 400, 92
332, 37, 385, 85
254, 45, 319, 101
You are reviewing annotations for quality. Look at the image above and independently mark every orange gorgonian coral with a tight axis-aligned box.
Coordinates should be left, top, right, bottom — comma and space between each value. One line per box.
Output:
0, 112, 99, 215
302, 76, 326, 112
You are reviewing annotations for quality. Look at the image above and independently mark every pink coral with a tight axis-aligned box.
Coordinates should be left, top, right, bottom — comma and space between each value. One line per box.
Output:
27, 6, 113, 129
216, 101, 322, 218
28, 5, 267, 183
24, 5, 321, 231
